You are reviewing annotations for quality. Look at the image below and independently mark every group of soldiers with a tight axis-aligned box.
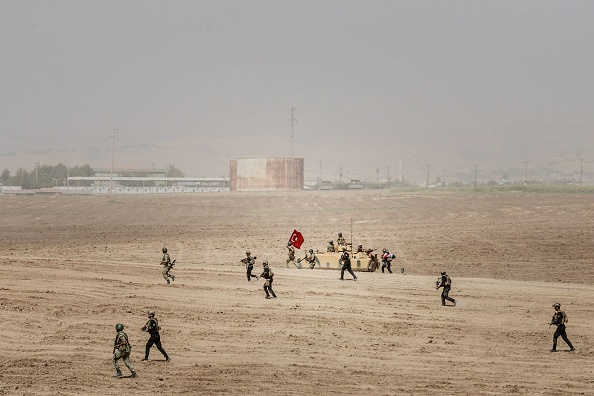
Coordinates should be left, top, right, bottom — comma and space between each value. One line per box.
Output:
112, 248, 175, 379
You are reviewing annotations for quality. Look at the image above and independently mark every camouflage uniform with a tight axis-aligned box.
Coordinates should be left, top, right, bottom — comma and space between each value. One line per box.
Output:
550, 304, 574, 352
337, 234, 346, 247
161, 251, 175, 284
260, 265, 277, 299
113, 330, 136, 376
327, 241, 335, 252
241, 252, 258, 281
304, 251, 318, 269
286, 243, 296, 268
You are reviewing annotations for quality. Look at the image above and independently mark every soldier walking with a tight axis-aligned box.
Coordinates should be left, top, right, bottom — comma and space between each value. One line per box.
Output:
339, 251, 357, 281
286, 242, 296, 268
112, 323, 137, 378
161, 247, 175, 284
260, 261, 277, 299
141, 310, 170, 362
550, 303, 575, 352
381, 248, 394, 274
241, 250, 259, 281
436, 271, 456, 306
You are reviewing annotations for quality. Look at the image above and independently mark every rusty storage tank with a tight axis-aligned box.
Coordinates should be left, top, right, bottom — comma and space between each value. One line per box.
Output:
230, 157, 304, 191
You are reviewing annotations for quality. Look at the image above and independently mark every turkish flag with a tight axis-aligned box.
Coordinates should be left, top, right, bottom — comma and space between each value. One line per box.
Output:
289, 229, 304, 249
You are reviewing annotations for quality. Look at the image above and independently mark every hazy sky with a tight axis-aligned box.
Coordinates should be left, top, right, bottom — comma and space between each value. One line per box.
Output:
1, 1, 593, 182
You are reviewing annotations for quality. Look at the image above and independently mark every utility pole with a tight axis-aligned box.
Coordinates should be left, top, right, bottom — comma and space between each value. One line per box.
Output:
339, 166, 343, 184
376, 168, 379, 186
289, 107, 297, 190
34, 162, 39, 183
387, 165, 390, 189
474, 164, 478, 188
523, 161, 529, 183
579, 158, 583, 187
426, 164, 431, 188
319, 160, 322, 187
65, 160, 70, 187
110, 129, 119, 194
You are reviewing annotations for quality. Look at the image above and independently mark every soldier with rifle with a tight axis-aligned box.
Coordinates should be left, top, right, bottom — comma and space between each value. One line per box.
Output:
436, 271, 456, 306
304, 249, 318, 269
549, 303, 575, 352
112, 323, 137, 378
141, 310, 170, 362
260, 261, 277, 299
240, 250, 259, 281
161, 247, 176, 284
339, 251, 357, 281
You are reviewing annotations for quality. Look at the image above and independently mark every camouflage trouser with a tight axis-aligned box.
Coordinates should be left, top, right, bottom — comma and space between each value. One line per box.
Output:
162, 265, 174, 282
113, 349, 135, 372
286, 256, 295, 267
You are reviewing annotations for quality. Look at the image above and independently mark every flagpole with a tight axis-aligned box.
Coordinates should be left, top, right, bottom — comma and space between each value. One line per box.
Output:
350, 218, 353, 252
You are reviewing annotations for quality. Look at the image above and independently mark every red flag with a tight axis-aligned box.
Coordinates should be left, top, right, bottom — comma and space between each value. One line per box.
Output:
289, 229, 304, 249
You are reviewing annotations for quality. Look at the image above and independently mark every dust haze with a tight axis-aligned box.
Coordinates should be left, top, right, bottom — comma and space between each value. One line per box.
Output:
1, 1, 593, 183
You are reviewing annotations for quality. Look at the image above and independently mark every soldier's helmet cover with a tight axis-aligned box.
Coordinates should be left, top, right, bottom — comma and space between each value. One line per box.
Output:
162, 247, 167, 253
148, 310, 156, 316
116, 323, 124, 331
246, 250, 251, 256
441, 271, 446, 275
338, 232, 343, 236
329, 240, 334, 244
287, 241, 292, 246
309, 249, 313, 253
553, 303, 561, 308
262, 260, 269, 267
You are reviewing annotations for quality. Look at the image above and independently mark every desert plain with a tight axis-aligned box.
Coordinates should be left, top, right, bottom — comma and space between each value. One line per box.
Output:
1, 190, 594, 395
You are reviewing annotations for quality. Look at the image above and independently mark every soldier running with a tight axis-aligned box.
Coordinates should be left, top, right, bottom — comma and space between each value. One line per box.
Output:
241, 250, 259, 281
141, 310, 170, 362
339, 251, 357, 281
286, 241, 296, 268
436, 271, 456, 306
112, 323, 137, 378
260, 261, 277, 299
381, 248, 394, 274
161, 247, 175, 284
550, 303, 575, 352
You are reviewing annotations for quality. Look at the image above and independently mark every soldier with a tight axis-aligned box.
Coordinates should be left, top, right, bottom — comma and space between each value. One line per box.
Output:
339, 251, 357, 281
260, 261, 277, 299
550, 303, 575, 352
327, 240, 336, 252
112, 323, 137, 378
337, 232, 346, 246
141, 310, 170, 362
161, 247, 175, 284
436, 271, 456, 306
356, 244, 364, 253
240, 250, 259, 281
381, 248, 394, 274
286, 241, 296, 268
304, 249, 318, 269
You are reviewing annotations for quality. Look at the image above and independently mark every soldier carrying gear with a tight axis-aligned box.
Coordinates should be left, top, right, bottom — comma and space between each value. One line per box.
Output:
381, 249, 394, 274
550, 303, 574, 352
113, 323, 137, 378
436, 271, 456, 306
260, 261, 277, 299
339, 251, 357, 281
327, 241, 336, 252
161, 247, 176, 284
286, 242, 296, 268
240, 250, 259, 281
141, 310, 170, 362
304, 249, 318, 269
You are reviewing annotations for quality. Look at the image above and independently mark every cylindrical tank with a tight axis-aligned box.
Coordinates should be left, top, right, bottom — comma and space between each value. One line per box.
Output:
230, 157, 304, 191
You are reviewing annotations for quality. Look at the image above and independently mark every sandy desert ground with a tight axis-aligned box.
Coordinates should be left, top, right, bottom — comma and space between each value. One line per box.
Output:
1, 190, 594, 395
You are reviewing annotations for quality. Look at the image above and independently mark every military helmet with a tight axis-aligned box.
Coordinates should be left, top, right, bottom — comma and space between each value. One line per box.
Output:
115, 323, 124, 331
287, 241, 292, 246
338, 232, 343, 236
441, 271, 446, 275
382, 248, 387, 253
262, 260, 269, 267
329, 240, 334, 244
553, 303, 561, 308
309, 249, 313, 253
148, 310, 156, 316
342, 251, 349, 258
162, 247, 167, 253
246, 250, 251, 256
358, 244, 363, 248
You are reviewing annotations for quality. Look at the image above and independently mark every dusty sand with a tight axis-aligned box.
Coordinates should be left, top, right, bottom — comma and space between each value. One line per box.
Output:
1, 190, 594, 395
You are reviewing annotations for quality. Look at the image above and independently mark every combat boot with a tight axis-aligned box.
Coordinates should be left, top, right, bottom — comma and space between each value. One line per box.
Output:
171, 275, 175, 281
130, 371, 138, 378
166, 280, 170, 284
113, 369, 123, 378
